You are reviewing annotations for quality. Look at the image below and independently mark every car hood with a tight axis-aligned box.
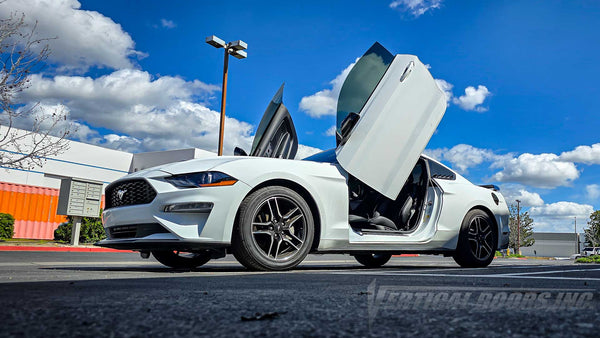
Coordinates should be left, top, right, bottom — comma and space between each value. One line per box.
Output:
156, 156, 246, 175
120, 157, 245, 179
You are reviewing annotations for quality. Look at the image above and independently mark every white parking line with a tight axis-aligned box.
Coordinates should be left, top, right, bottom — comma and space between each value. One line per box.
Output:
498, 268, 600, 276
330, 267, 600, 281
391, 273, 600, 281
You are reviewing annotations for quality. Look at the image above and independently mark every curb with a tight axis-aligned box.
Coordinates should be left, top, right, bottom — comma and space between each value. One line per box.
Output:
392, 254, 420, 257
0, 245, 131, 253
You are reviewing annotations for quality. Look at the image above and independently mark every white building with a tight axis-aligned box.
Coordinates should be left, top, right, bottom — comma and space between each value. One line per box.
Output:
0, 127, 215, 239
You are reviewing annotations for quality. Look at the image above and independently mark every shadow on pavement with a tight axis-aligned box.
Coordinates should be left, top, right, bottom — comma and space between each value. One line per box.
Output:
39, 263, 467, 274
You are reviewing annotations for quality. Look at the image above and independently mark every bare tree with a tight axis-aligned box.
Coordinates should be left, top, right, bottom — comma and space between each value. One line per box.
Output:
0, 12, 71, 170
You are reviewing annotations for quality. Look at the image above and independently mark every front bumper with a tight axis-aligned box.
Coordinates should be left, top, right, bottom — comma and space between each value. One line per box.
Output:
98, 174, 252, 251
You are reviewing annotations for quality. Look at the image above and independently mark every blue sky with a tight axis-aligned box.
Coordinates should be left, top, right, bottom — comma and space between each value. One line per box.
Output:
2, 0, 599, 232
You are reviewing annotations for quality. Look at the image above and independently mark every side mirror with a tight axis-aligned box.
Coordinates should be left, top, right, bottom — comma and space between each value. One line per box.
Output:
234, 147, 248, 156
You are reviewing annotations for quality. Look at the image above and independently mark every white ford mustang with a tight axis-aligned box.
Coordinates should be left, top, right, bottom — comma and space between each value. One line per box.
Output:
98, 43, 509, 270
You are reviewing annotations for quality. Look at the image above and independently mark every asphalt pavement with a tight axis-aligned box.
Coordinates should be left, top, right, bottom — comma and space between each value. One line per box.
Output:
0, 252, 598, 337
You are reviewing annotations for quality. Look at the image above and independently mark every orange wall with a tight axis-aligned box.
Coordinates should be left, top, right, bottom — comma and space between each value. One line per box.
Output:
0, 182, 104, 240
0, 182, 65, 239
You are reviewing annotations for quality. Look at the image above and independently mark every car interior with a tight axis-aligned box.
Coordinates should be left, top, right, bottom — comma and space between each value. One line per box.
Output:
348, 158, 430, 233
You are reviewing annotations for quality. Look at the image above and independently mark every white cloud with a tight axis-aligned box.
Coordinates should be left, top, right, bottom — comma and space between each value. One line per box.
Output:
452, 85, 491, 112
426, 144, 586, 189
160, 19, 176, 29
422, 148, 444, 161
15, 69, 324, 156
529, 201, 594, 232
20, 69, 220, 113
389, 0, 443, 17
325, 125, 336, 137
492, 153, 579, 189
425, 144, 509, 173
499, 184, 545, 207
559, 143, 600, 164
441, 144, 498, 173
14, 69, 259, 154
102, 134, 143, 153
0, 0, 142, 71
586, 184, 600, 200
299, 61, 356, 118
295, 144, 322, 160
2, 1, 325, 158
434, 79, 453, 104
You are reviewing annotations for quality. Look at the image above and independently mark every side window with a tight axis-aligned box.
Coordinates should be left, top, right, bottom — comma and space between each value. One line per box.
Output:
427, 159, 456, 180
336, 42, 394, 132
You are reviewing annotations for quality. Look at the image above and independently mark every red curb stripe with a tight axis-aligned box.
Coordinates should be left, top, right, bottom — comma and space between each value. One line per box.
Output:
0, 245, 132, 252
392, 254, 419, 257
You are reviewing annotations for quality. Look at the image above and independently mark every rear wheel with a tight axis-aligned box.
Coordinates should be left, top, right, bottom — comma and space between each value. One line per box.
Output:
453, 209, 497, 268
152, 250, 211, 269
232, 186, 314, 271
353, 253, 392, 268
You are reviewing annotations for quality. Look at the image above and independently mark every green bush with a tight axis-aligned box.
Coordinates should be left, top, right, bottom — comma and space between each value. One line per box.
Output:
54, 212, 106, 244
576, 255, 600, 264
0, 213, 15, 239
53, 222, 72, 242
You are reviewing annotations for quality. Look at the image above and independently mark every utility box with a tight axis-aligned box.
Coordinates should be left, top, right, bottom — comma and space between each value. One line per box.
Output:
57, 178, 103, 218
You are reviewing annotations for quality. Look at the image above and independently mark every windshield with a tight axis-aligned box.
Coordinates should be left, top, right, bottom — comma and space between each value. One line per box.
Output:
336, 42, 394, 131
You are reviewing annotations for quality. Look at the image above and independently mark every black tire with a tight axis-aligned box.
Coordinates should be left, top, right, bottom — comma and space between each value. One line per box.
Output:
354, 253, 392, 268
152, 250, 211, 269
453, 209, 497, 268
232, 186, 314, 271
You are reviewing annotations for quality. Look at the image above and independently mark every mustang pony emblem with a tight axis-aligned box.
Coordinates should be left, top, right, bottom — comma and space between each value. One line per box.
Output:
116, 189, 127, 200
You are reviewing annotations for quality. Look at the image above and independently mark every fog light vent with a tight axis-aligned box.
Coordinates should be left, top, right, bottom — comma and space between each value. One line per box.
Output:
163, 202, 214, 213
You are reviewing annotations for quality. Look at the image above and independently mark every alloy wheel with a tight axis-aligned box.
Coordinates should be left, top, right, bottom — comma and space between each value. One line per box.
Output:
250, 196, 307, 262
467, 216, 494, 260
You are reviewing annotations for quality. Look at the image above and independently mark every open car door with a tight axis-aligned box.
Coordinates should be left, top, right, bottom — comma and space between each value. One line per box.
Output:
335, 42, 446, 200
245, 84, 298, 159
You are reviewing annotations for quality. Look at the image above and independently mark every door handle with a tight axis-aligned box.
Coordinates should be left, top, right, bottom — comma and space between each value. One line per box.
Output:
400, 61, 414, 83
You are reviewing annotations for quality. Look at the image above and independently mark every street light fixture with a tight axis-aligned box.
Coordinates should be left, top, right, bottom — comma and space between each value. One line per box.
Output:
205, 35, 248, 156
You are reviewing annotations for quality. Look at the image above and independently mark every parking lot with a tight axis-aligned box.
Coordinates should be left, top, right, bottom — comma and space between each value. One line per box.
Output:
0, 252, 598, 337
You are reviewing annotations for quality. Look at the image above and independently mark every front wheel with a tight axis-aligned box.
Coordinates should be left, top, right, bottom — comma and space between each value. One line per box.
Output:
354, 253, 392, 268
152, 250, 212, 269
232, 186, 314, 271
453, 209, 497, 268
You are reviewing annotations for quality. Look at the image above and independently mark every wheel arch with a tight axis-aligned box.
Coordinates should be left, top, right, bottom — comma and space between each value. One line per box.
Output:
235, 178, 322, 252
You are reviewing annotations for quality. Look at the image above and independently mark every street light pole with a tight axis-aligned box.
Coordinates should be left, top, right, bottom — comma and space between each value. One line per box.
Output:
206, 35, 248, 156
516, 199, 521, 255
218, 49, 229, 156
575, 216, 579, 254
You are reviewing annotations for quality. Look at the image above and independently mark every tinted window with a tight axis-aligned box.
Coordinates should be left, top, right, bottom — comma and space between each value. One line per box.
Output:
251, 84, 284, 154
336, 42, 394, 131
427, 159, 456, 180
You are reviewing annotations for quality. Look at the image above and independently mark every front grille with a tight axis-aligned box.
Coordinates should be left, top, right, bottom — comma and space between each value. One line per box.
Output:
105, 179, 157, 210
108, 223, 169, 239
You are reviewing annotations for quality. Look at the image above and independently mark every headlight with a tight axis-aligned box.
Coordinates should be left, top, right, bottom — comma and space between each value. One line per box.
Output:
165, 171, 238, 188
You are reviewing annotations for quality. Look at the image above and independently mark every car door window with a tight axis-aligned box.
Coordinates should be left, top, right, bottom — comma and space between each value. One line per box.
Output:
336, 42, 394, 132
